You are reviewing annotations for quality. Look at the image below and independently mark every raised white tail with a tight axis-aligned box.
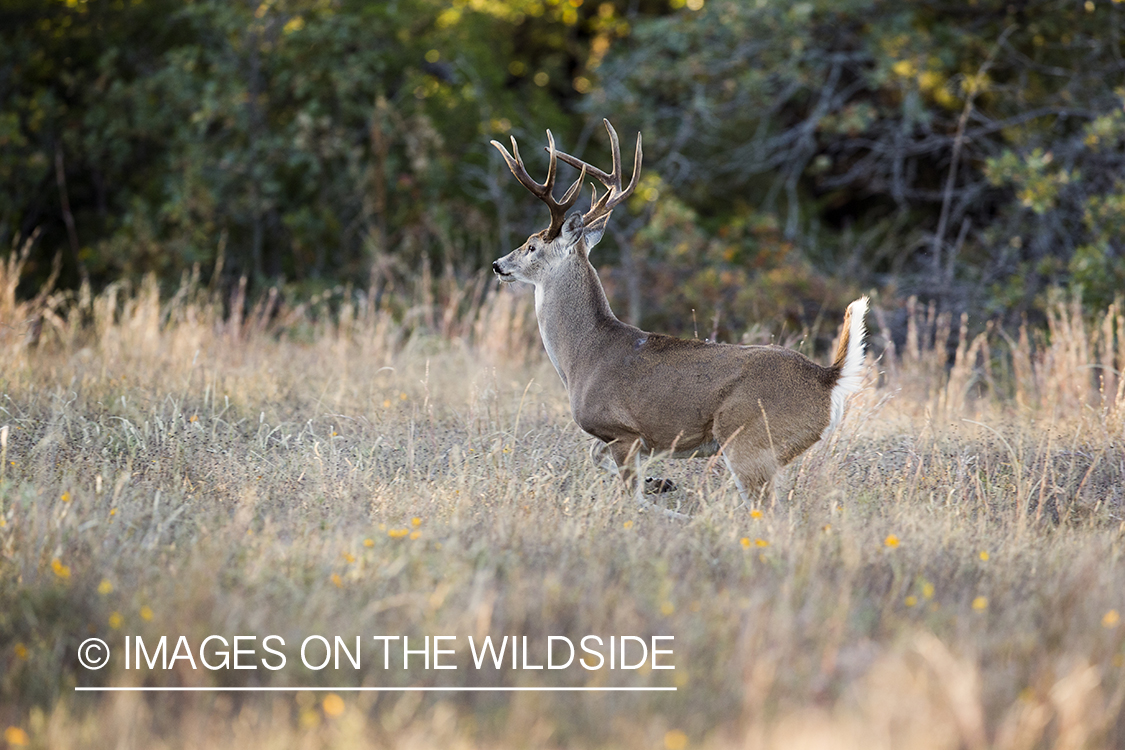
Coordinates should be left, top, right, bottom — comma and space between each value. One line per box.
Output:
825, 295, 869, 436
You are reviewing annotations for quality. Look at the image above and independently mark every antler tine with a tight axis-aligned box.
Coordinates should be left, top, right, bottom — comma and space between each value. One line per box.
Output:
495, 135, 550, 200
543, 130, 558, 195
617, 132, 643, 201
599, 130, 641, 213
491, 136, 541, 198
560, 162, 588, 205
545, 130, 587, 236
491, 130, 586, 238
553, 149, 614, 185
552, 119, 624, 189
547, 119, 641, 225
548, 129, 588, 208
591, 123, 641, 221
604, 119, 622, 192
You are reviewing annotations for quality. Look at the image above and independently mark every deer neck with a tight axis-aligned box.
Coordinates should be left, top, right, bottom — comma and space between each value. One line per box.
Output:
533, 257, 620, 389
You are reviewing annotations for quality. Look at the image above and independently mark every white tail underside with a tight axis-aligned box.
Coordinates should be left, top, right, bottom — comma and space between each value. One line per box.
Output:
825, 296, 869, 436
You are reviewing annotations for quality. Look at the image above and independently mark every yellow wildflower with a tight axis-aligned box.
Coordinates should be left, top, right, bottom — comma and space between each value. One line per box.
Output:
664, 729, 688, 750
299, 708, 320, 729
51, 558, 71, 580
4, 727, 30, 747
322, 693, 345, 717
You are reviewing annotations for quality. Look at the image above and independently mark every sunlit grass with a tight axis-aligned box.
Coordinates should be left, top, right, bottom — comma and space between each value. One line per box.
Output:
0, 264, 1123, 747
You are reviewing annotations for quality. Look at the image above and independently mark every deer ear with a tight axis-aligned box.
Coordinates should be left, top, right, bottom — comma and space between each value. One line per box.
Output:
560, 212, 586, 251
583, 214, 609, 251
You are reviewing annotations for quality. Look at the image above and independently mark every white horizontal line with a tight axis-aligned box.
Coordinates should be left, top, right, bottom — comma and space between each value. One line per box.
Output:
75, 686, 676, 692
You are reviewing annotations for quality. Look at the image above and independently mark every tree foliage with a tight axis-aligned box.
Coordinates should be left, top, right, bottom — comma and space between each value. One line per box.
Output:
1, 0, 647, 293
3, 0, 1124, 329
589, 0, 1125, 325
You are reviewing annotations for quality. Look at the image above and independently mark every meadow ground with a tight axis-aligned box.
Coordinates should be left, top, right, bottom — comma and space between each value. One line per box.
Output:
1, 264, 1124, 749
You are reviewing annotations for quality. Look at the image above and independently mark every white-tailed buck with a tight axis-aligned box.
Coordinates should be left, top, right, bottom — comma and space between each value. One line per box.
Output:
491, 120, 867, 506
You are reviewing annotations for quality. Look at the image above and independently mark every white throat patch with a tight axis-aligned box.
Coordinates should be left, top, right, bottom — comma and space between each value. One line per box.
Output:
534, 284, 565, 386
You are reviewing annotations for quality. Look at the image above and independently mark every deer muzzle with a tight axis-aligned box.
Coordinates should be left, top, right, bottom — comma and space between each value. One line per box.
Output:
492, 260, 514, 282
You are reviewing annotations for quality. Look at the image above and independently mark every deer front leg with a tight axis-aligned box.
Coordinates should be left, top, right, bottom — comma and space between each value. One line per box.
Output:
597, 438, 677, 494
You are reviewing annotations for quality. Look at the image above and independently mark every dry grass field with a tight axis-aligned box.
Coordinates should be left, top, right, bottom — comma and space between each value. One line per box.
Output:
1, 250, 1124, 748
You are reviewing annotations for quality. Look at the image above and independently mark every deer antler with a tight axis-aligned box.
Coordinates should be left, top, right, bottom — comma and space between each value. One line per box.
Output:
491, 130, 587, 239
551, 119, 642, 227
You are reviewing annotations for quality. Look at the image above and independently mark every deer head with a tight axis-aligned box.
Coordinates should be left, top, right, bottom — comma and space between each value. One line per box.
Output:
490, 120, 641, 285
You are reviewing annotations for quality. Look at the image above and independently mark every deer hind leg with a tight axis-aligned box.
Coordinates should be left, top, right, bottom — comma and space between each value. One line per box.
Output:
717, 430, 780, 506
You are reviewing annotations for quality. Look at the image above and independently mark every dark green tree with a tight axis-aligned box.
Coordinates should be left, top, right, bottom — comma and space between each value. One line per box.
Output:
587, 0, 1125, 327
1, 0, 658, 296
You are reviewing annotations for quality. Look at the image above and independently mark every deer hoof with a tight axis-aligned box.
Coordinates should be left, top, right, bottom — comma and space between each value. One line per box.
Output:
644, 477, 677, 494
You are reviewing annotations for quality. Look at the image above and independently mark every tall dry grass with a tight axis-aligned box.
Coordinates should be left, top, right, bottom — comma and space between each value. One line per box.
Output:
0, 255, 1123, 749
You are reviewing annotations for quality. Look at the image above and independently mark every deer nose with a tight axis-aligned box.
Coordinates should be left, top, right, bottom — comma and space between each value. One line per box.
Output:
492, 261, 502, 274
